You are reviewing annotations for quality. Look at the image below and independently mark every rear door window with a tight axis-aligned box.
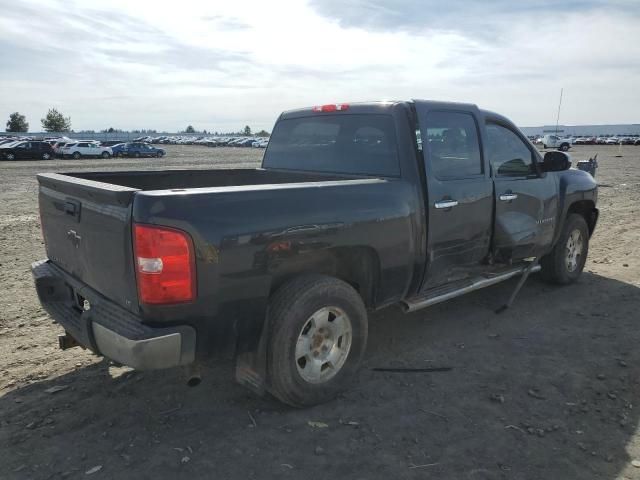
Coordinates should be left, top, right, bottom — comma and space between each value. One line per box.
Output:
263, 114, 400, 176
424, 111, 483, 179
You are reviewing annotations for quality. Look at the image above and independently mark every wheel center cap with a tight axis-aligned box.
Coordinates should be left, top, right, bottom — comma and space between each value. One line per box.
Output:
311, 332, 333, 356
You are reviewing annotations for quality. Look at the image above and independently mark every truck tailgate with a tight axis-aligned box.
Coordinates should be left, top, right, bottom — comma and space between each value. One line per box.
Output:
37, 173, 140, 311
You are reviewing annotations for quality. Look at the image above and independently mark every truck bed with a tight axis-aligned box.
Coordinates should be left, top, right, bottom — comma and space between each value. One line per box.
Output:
36, 167, 383, 316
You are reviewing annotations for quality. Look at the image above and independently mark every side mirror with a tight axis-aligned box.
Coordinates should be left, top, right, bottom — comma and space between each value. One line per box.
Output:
541, 151, 571, 172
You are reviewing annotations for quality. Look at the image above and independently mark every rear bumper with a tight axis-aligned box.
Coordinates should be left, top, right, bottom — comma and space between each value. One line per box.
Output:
32, 259, 196, 370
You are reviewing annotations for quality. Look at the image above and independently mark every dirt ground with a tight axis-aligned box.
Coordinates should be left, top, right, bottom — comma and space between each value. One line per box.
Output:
1, 144, 639, 479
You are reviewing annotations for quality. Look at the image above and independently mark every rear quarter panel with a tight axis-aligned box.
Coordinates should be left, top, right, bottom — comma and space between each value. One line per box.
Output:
131, 179, 418, 355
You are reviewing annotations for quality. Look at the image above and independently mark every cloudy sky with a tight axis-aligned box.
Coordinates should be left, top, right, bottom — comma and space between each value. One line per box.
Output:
1, 0, 638, 132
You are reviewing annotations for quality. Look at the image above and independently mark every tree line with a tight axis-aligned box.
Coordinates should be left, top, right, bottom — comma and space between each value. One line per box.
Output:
6, 111, 269, 136
182, 125, 269, 136
5, 109, 71, 133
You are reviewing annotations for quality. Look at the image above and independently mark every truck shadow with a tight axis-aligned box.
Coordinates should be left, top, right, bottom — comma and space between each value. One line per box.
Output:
2, 272, 638, 479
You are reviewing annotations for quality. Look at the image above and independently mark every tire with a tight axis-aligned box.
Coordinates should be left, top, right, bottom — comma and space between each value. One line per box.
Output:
267, 275, 368, 407
72, 152, 81, 159
41, 152, 52, 160
559, 143, 570, 152
540, 214, 589, 284
5, 152, 15, 161
134, 152, 140, 158
101, 151, 110, 158
542, 144, 547, 149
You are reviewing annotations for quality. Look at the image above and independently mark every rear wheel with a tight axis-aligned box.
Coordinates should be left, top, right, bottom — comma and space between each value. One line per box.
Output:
41, 152, 52, 160
101, 151, 110, 158
267, 275, 368, 407
5, 152, 16, 161
540, 214, 589, 284
72, 152, 81, 159
134, 152, 141, 158
559, 143, 570, 151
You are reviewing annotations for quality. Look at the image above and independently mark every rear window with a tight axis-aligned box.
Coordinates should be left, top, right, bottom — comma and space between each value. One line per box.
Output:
263, 114, 400, 176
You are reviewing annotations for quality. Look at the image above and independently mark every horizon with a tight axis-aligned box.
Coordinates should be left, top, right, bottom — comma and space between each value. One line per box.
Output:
1, 0, 639, 132
3, 120, 640, 136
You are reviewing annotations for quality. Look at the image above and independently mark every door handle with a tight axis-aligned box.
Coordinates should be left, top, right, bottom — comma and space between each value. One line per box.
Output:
434, 199, 458, 209
499, 193, 518, 201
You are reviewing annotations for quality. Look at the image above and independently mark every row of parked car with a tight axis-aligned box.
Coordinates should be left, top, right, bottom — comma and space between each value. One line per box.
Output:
573, 136, 640, 145
532, 135, 640, 147
0, 137, 166, 160
134, 135, 270, 148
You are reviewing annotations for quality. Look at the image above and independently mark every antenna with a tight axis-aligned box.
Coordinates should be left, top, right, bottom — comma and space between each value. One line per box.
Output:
554, 88, 563, 136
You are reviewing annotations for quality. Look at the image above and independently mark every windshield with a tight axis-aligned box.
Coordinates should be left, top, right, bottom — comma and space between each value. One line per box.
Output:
263, 114, 400, 176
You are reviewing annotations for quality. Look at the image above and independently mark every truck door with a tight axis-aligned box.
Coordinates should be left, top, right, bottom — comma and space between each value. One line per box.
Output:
485, 121, 558, 260
414, 102, 493, 289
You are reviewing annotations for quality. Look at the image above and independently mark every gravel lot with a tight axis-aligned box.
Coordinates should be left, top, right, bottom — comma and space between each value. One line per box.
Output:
1, 145, 640, 479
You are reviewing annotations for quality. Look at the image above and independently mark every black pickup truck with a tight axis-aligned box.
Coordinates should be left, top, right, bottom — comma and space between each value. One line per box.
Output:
33, 100, 598, 406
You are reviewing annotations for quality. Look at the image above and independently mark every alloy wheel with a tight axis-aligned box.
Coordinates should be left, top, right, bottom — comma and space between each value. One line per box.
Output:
295, 306, 353, 384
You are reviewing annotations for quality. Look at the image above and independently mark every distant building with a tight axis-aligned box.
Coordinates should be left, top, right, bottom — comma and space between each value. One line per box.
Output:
520, 124, 640, 137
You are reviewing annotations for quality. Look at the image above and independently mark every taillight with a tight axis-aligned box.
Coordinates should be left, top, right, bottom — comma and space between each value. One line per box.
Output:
133, 224, 196, 304
312, 104, 349, 112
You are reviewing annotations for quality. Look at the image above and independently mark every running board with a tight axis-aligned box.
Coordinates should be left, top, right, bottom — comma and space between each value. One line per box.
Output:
402, 265, 541, 313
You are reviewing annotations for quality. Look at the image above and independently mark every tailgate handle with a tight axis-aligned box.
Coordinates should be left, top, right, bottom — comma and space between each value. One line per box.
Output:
64, 200, 81, 220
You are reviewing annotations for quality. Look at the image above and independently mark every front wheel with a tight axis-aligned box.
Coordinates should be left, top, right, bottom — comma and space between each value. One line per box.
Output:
559, 143, 570, 151
267, 275, 368, 407
540, 214, 589, 284
41, 152, 52, 160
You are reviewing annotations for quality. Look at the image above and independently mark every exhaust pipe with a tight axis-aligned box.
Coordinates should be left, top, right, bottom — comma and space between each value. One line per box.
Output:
185, 362, 202, 387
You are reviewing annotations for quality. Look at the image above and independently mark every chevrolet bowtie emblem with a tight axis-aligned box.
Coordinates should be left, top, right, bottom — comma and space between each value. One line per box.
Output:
67, 229, 82, 248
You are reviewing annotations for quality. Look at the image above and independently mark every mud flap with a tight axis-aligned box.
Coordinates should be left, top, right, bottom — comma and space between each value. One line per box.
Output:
234, 315, 269, 396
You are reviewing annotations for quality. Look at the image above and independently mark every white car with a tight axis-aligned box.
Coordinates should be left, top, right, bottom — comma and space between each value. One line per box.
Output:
252, 138, 270, 148
62, 141, 112, 159
605, 137, 620, 145
541, 134, 571, 151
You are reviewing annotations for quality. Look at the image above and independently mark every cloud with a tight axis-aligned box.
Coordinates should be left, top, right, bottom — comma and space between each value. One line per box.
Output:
0, 0, 639, 131
97, 46, 251, 73
308, 0, 638, 37
201, 15, 252, 31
